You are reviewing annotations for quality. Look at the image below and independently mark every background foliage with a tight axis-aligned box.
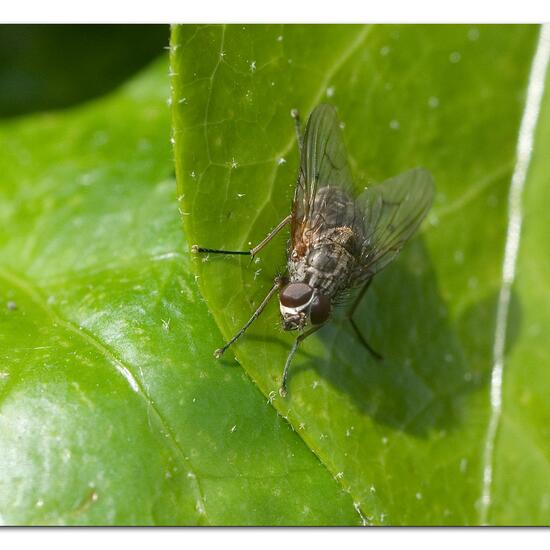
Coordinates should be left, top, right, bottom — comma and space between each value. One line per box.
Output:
0, 25, 167, 118
1, 24, 549, 525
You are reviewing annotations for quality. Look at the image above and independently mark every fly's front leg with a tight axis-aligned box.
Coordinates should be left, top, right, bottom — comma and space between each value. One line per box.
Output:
280, 325, 322, 397
192, 214, 291, 258
347, 279, 383, 361
214, 277, 283, 359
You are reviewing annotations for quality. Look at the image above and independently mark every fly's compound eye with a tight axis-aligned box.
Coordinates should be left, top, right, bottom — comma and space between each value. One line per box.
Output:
280, 283, 314, 308
310, 293, 331, 325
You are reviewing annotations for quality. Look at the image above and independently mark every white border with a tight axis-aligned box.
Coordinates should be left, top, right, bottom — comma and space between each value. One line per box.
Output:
2, 0, 550, 23
1, 528, 549, 550
1, 7, 550, 539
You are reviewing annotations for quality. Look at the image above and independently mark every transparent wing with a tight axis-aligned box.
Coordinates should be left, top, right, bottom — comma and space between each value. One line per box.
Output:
292, 104, 355, 246
302, 104, 353, 196
354, 168, 434, 280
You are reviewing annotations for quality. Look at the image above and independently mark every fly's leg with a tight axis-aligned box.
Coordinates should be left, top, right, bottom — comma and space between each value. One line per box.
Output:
192, 108, 301, 258
280, 325, 322, 397
214, 278, 283, 359
347, 279, 383, 361
192, 214, 291, 258
290, 108, 303, 153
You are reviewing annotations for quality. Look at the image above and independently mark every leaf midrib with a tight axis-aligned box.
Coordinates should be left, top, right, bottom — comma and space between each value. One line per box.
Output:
0, 264, 209, 525
479, 24, 550, 525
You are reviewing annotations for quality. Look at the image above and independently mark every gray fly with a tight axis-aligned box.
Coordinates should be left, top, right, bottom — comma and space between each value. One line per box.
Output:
192, 104, 434, 396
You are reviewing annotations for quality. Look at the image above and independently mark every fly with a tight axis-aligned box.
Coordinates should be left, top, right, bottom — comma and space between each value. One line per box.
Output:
192, 104, 434, 396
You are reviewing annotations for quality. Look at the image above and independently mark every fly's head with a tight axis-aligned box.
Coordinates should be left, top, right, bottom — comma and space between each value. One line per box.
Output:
279, 282, 331, 331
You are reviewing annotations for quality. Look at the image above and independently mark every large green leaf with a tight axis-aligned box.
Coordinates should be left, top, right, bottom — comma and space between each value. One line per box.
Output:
0, 57, 359, 525
171, 24, 550, 524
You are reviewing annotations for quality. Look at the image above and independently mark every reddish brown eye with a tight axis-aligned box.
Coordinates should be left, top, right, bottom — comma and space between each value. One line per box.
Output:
280, 283, 313, 307
310, 294, 331, 325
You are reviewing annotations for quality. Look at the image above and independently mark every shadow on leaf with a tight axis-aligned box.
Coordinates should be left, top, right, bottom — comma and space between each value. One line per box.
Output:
284, 239, 521, 437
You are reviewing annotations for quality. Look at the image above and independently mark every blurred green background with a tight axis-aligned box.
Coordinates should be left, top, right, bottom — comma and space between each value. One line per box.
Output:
0, 24, 168, 117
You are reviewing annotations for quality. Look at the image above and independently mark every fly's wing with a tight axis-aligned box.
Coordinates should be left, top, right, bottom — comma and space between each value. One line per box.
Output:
354, 168, 434, 280
292, 104, 355, 248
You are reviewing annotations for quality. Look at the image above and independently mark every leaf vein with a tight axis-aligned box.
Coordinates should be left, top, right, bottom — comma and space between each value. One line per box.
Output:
479, 24, 550, 525
0, 266, 210, 524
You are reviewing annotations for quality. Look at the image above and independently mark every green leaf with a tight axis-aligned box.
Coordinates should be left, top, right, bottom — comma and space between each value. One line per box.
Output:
0, 57, 359, 525
171, 24, 550, 524
489, 31, 550, 525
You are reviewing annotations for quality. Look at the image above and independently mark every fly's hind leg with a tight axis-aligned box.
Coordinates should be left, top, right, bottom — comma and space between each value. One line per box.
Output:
290, 108, 303, 153
346, 279, 383, 361
192, 108, 301, 258
192, 214, 291, 258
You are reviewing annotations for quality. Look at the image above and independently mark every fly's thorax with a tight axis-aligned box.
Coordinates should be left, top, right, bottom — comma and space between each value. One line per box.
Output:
279, 282, 331, 331
288, 227, 358, 297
